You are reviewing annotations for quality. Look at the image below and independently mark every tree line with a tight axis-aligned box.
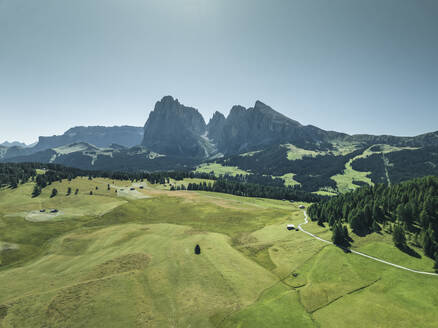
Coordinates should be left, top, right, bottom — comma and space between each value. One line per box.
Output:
0, 163, 39, 188
0, 162, 215, 196
171, 179, 322, 203
2, 162, 321, 203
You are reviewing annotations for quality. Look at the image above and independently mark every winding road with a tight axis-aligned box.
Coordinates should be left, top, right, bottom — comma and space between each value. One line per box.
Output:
298, 210, 438, 277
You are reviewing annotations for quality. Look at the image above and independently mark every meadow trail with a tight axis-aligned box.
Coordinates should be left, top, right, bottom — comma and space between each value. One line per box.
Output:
299, 211, 438, 277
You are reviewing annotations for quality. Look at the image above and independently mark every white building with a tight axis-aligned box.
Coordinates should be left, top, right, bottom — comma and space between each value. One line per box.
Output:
287, 224, 295, 230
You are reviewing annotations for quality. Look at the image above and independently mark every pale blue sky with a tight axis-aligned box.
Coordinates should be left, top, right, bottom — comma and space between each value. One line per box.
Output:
0, 0, 437, 144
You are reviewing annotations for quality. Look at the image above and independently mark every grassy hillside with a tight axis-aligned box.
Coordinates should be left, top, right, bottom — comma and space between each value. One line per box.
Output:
196, 143, 437, 194
195, 163, 250, 177
0, 178, 437, 327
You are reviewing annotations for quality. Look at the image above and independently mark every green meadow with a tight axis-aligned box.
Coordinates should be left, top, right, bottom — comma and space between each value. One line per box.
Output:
0, 178, 437, 327
331, 144, 418, 193
195, 163, 250, 176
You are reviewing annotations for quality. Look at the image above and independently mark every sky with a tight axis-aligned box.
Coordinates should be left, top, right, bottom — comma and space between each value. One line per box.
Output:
0, 0, 437, 144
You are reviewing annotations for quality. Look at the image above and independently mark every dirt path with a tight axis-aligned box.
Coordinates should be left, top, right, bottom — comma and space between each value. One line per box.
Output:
298, 210, 438, 277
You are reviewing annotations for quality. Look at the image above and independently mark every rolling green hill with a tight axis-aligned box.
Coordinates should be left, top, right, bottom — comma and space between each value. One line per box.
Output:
0, 176, 437, 327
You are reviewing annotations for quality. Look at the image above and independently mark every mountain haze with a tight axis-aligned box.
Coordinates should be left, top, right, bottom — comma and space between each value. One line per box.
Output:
33, 126, 143, 152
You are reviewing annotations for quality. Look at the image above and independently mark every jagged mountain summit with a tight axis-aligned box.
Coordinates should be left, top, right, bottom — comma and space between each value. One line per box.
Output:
0, 141, 27, 148
141, 96, 344, 158
208, 100, 341, 154
141, 96, 438, 158
2, 95, 438, 193
4, 95, 438, 163
142, 96, 209, 158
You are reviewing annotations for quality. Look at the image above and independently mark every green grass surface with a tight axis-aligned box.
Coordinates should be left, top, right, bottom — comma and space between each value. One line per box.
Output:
240, 150, 263, 157
284, 142, 361, 161
154, 178, 215, 190
331, 144, 419, 193
0, 179, 437, 327
313, 189, 338, 196
278, 173, 301, 187
284, 144, 323, 160
195, 163, 250, 176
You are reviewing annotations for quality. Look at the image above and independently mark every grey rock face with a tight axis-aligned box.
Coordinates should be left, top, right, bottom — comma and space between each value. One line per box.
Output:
210, 101, 334, 154
32, 126, 143, 153
0, 141, 27, 148
207, 111, 226, 143
142, 96, 207, 158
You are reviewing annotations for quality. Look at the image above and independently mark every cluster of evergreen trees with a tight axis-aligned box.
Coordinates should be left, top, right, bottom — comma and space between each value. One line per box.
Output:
351, 146, 438, 185
0, 162, 215, 197
0, 163, 38, 188
2, 162, 321, 203
214, 146, 366, 192
171, 179, 321, 202
145, 171, 215, 184
308, 176, 438, 268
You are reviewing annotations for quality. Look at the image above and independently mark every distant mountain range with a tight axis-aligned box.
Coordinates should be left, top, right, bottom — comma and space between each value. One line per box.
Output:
0, 141, 28, 148
0, 126, 143, 159
2, 96, 438, 193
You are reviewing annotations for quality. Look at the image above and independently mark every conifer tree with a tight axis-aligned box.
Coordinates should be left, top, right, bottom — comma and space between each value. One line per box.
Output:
372, 220, 381, 232
32, 185, 41, 198
332, 222, 345, 246
50, 188, 58, 198
393, 224, 406, 248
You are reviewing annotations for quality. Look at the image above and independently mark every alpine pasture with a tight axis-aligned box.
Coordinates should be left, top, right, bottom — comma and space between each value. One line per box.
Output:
0, 177, 437, 327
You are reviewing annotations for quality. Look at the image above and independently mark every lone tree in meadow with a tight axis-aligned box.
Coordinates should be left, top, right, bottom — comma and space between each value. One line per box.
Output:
194, 244, 201, 255
75, 188, 79, 195
89, 191, 93, 195
50, 188, 58, 198
66, 187, 72, 195
32, 185, 41, 198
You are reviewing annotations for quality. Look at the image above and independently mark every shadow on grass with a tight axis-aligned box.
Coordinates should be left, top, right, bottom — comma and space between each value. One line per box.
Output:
397, 244, 421, 259
331, 244, 352, 253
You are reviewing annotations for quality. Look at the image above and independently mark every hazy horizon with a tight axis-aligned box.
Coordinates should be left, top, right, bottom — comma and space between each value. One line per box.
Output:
1, 0, 437, 144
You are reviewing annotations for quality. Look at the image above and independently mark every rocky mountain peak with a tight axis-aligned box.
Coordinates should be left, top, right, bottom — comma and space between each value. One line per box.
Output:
254, 100, 267, 108
209, 111, 225, 122
142, 96, 208, 158
207, 111, 226, 143
0, 141, 27, 148
228, 105, 247, 117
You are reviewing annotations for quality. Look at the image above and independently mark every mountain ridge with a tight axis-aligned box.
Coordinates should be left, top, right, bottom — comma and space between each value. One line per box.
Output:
2, 95, 438, 193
